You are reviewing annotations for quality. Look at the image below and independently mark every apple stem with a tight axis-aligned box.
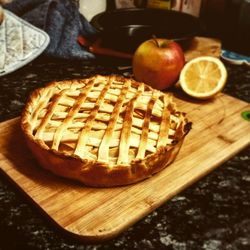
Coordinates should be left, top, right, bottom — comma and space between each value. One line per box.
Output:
152, 35, 160, 48
152, 35, 171, 48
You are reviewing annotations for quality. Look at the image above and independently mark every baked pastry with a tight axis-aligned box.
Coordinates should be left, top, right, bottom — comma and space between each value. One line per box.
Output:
21, 75, 191, 187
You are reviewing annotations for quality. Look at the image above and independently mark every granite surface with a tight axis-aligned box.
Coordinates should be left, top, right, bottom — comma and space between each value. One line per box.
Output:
0, 56, 249, 250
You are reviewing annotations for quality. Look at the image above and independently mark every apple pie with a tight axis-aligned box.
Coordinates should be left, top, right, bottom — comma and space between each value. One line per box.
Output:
21, 75, 191, 187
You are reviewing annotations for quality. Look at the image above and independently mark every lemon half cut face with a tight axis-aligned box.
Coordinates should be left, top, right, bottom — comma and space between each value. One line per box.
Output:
179, 56, 228, 100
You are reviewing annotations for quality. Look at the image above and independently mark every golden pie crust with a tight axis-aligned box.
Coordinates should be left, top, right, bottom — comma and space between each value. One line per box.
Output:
21, 75, 191, 187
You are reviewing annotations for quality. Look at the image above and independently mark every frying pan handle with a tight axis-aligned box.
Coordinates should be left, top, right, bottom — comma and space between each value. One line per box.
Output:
78, 35, 133, 59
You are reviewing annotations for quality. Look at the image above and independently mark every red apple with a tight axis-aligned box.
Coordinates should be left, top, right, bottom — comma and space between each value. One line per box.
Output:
132, 38, 185, 90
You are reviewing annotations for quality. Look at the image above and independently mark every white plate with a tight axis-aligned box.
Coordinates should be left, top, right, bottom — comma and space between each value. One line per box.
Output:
0, 9, 50, 77
221, 49, 250, 67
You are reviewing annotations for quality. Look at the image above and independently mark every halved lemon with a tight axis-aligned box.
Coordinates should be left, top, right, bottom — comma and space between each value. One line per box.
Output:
179, 56, 227, 99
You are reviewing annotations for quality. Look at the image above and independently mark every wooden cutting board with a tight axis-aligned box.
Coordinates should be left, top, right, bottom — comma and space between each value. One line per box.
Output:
0, 93, 249, 242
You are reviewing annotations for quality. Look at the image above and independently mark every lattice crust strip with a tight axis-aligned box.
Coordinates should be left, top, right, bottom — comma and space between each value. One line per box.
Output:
23, 75, 189, 168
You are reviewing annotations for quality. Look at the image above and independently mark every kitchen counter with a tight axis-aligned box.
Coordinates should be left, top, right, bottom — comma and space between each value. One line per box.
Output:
0, 56, 249, 250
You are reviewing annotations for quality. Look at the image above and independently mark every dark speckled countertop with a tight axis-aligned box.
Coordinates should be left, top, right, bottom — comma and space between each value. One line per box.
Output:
0, 56, 249, 250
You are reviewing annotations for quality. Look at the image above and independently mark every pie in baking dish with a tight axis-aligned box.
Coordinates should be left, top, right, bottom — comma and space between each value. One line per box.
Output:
21, 75, 191, 187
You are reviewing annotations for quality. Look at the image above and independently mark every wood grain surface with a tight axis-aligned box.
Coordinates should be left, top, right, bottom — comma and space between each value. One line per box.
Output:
0, 93, 249, 242
184, 36, 221, 61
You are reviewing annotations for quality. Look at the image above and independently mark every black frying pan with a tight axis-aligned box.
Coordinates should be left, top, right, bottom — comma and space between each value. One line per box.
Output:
90, 8, 202, 53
